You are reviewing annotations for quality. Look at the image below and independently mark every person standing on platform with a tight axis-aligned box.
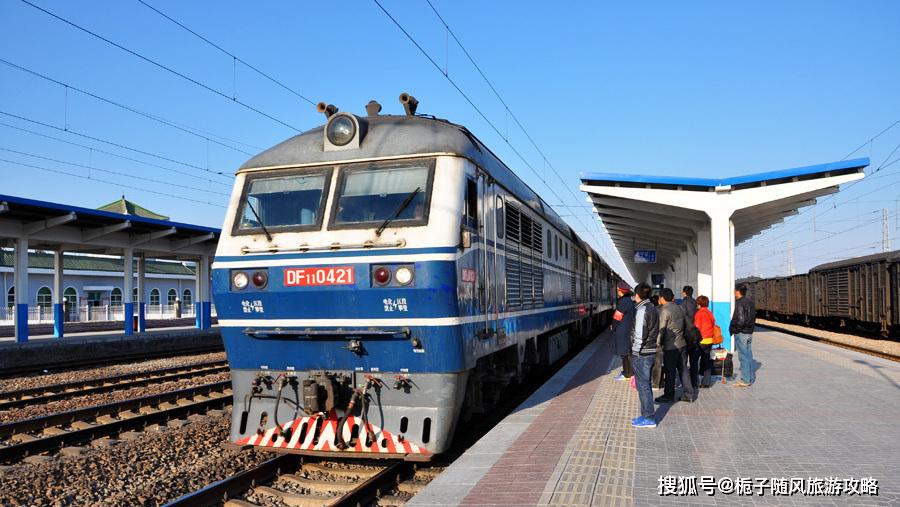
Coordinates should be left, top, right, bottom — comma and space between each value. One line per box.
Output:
680, 286, 697, 320
656, 288, 695, 403
680, 285, 701, 390
629, 283, 659, 428
730, 284, 757, 387
694, 295, 716, 388
612, 282, 635, 381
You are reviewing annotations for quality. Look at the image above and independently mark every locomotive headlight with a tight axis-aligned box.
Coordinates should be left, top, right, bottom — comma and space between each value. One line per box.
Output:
232, 271, 249, 290
394, 266, 414, 286
326, 115, 356, 146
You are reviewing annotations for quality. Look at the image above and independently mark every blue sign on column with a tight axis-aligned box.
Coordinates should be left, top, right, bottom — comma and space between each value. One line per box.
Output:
633, 250, 657, 264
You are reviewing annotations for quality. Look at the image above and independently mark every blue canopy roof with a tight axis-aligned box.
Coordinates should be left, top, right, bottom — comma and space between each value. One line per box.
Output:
580, 157, 869, 188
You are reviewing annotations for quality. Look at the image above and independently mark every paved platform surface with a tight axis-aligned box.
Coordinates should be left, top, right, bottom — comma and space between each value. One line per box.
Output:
411, 328, 900, 506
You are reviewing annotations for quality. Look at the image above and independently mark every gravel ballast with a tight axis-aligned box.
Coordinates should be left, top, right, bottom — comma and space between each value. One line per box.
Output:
0, 411, 269, 506
0, 352, 227, 394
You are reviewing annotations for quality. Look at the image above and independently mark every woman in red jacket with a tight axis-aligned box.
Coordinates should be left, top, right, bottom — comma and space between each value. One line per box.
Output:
694, 296, 716, 388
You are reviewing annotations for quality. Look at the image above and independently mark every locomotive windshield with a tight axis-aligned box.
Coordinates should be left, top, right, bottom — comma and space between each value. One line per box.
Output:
235, 168, 332, 234
330, 161, 433, 228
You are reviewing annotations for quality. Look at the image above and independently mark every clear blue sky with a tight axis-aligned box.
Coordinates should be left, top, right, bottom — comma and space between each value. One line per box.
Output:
1, 0, 899, 279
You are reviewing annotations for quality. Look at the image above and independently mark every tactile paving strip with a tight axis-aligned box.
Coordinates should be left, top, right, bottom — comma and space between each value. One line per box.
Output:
540, 338, 638, 507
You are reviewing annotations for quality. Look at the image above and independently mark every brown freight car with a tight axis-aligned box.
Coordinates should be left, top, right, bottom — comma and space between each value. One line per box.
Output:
809, 251, 900, 336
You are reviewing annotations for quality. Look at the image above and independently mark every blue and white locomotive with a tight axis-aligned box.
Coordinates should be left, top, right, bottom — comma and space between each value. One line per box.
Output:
212, 95, 618, 459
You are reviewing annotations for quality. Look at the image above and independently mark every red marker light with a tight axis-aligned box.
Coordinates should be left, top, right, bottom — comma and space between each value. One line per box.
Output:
252, 271, 268, 288
373, 267, 391, 285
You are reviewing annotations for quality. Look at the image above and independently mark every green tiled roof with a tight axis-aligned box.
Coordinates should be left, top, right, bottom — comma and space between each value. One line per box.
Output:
97, 196, 170, 220
0, 251, 195, 276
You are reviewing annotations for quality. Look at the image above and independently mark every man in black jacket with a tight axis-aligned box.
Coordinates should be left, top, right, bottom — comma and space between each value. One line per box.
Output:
629, 283, 659, 428
730, 283, 757, 387
656, 288, 695, 403
611, 282, 635, 381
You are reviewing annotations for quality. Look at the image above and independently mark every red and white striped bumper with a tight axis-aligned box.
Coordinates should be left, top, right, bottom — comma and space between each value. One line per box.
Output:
235, 413, 431, 457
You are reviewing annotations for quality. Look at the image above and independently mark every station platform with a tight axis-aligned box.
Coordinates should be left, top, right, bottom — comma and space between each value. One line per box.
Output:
411, 328, 900, 506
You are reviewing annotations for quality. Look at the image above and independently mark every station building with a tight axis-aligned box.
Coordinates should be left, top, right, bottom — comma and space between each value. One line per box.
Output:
0, 250, 198, 323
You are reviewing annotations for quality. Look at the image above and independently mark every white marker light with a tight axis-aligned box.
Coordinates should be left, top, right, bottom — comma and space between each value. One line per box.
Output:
232, 271, 249, 290
395, 266, 414, 285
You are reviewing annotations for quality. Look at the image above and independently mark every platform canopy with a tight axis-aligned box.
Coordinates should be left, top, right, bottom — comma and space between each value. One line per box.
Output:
0, 193, 220, 342
580, 157, 869, 349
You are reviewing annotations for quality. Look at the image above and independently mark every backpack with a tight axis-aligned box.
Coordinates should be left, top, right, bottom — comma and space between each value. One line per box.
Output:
685, 325, 701, 350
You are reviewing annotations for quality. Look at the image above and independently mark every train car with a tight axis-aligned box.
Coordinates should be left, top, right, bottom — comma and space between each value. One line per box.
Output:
808, 251, 900, 336
211, 95, 617, 460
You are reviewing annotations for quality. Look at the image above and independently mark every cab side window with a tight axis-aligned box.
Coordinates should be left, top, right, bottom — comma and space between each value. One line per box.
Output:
464, 178, 478, 229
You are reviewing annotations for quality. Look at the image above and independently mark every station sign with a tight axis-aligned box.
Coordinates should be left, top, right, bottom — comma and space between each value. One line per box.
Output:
633, 250, 657, 264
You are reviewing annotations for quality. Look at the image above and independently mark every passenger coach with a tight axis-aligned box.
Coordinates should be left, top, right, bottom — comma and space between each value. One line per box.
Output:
212, 95, 618, 459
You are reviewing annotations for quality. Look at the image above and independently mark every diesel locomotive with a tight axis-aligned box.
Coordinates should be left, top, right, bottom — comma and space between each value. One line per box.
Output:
211, 95, 619, 459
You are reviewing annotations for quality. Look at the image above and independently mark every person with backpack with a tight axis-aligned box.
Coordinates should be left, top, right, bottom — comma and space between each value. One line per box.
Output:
611, 282, 635, 381
694, 295, 716, 388
679, 286, 701, 391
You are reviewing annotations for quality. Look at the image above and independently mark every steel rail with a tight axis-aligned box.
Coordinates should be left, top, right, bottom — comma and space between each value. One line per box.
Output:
162, 454, 301, 506
0, 380, 230, 439
331, 461, 413, 507
0, 361, 229, 410
0, 344, 223, 377
0, 383, 231, 463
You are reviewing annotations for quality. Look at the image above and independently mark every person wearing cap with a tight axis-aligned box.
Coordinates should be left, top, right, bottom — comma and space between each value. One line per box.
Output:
611, 281, 635, 381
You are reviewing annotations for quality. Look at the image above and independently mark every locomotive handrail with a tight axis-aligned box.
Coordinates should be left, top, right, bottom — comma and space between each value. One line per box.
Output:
240, 239, 406, 254
243, 327, 410, 339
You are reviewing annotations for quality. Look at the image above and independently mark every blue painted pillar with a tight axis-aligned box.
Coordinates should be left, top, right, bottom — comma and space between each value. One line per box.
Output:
52, 250, 64, 338
13, 237, 28, 343
197, 255, 211, 330
123, 248, 134, 336
136, 254, 146, 333
201, 301, 212, 330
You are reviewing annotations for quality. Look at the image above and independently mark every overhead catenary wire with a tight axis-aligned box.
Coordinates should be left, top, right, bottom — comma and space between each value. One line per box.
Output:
0, 121, 231, 186
419, 0, 620, 265
0, 110, 234, 181
372, 0, 622, 271
0, 58, 255, 158
134, 0, 316, 107
0, 158, 225, 208
18, 0, 305, 133
0, 147, 230, 197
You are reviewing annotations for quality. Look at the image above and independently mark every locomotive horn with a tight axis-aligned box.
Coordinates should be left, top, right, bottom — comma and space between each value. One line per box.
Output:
316, 102, 338, 118
399, 92, 418, 116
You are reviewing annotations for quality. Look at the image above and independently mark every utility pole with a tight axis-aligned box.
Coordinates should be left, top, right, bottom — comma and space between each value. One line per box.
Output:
787, 240, 795, 276
883, 208, 891, 252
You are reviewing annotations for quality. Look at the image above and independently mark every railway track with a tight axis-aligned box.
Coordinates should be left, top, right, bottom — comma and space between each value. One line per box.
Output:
0, 380, 232, 463
757, 322, 900, 363
0, 360, 229, 411
0, 344, 224, 378
165, 454, 441, 507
